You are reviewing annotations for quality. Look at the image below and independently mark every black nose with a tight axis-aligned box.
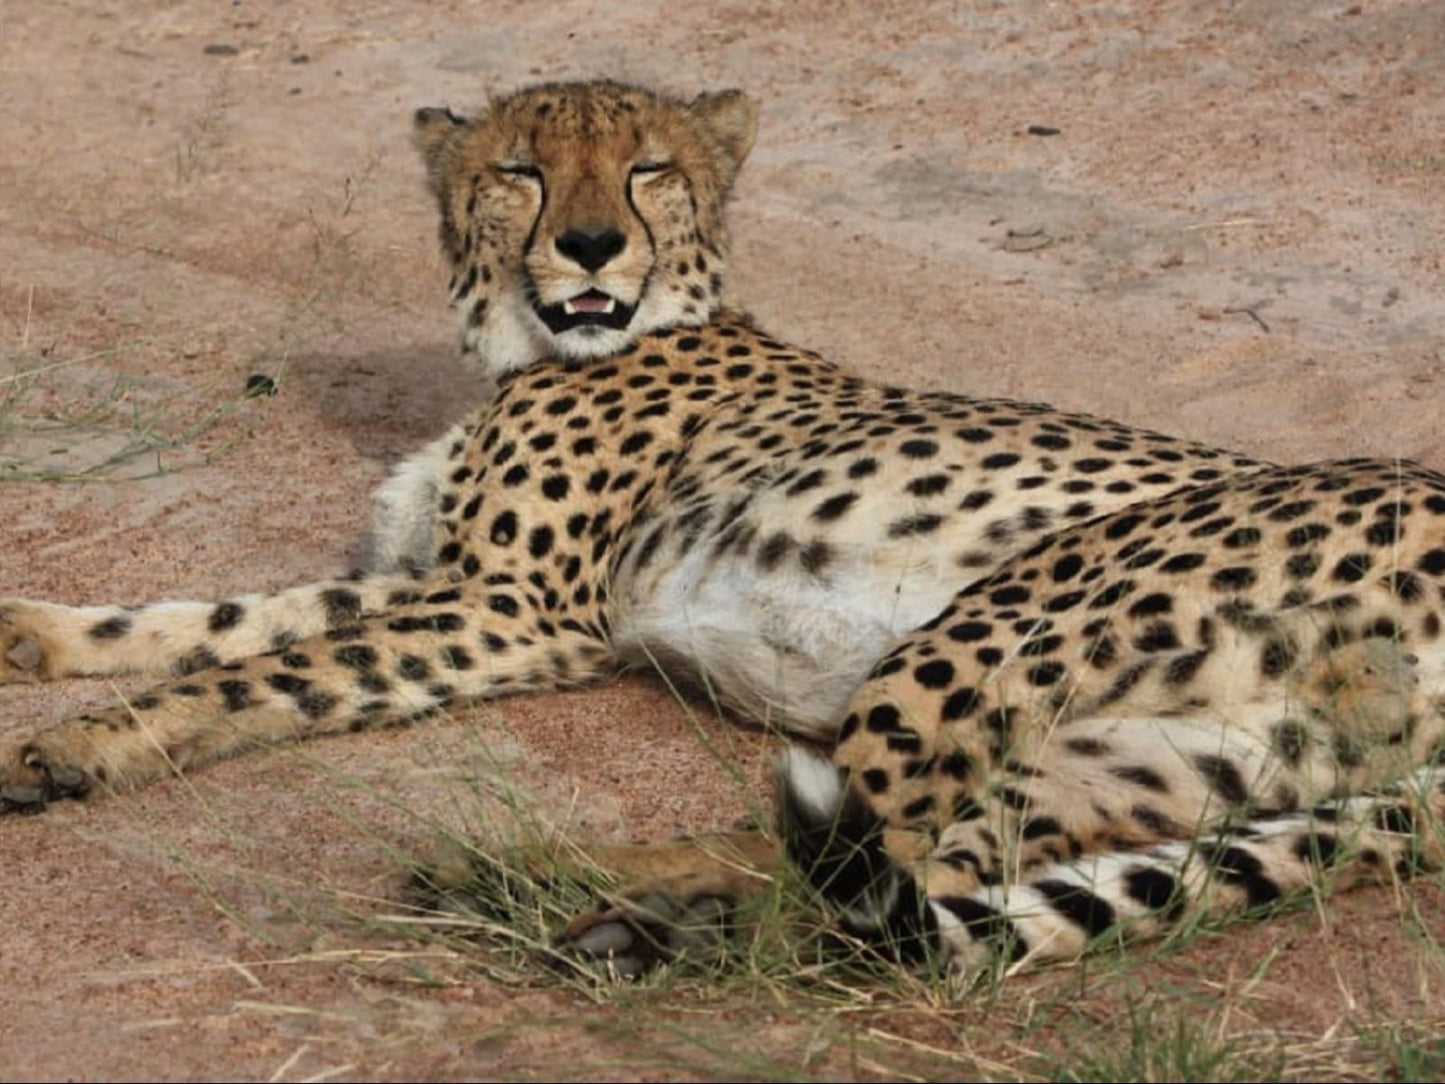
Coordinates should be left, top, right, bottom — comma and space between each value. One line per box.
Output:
555, 227, 626, 272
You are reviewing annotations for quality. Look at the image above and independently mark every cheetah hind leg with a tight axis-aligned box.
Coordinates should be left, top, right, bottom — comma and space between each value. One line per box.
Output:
779, 749, 1445, 983
416, 829, 782, 979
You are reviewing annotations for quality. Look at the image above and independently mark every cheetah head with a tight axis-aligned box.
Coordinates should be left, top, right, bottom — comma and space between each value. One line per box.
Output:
413, 80, 757, 380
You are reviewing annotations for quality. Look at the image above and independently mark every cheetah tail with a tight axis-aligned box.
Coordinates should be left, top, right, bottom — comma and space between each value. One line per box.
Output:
782, 748, 1445, 980
777, 747, 940, 965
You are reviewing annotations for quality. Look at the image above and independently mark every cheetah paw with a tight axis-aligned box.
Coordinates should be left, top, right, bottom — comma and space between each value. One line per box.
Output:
0, 739, 92, 815
559, 889, 736, 979
0, 600, 60, 684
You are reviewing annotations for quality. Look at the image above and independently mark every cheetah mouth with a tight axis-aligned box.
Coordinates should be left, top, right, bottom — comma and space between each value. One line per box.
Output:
535, 289, 636, 334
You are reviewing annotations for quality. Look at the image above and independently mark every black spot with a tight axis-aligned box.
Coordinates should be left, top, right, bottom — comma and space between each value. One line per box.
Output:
1384, 570, 1424, 602
940, 687, 980, 720
939, 751, 973, 779
208, 602, 245, 632
914, 659, 955, 689
948, 621, 992, 643
932, 896, 1028, 962
490, 510, 518, 545
321, 588, 362, 626
1331, 553, 1372, 583
1044, 589, 1086, 613
397, 655, 431, 681
1085, 635, 1118, 668
1134, 622, 1181, 653
888, 513, 944, 538
1343, 486, 1385, 506
1286, 523, 1330, 547
1027, 660, 1065, 686
1365, 519, 1402, 546
88, 615, 132, 640
799, 540, 832, 574
812, 492, 858, 521
266, 672, 309, 696
990, 585, 1031, 606
1201, 843, 1281, 907
1271, 719, 1308, 766
619, 431, 653, 455
1193, 754, 1249, 805
907, 473, 950, 497
901, 795, 935, 819
1021, 815, 1062, 841
1110, 764, 1168, 792
758, 531, 795, 571
1164, 650, 1208, 685
1128, 592, 1172, 618
174, 646, 222, 675
1124, 867, 1185, 919
488, 593, 519, 618
787, 469, 827, 497
438, 645, 473, 670
1210, 566, 1257, 591
1260, 637, 1297, 677
217, 679, 252, 712
335, 644, 378, 670
1375, 804, 1414, 834
866, 704, 902, 732
1160, 552, 1206, 573
1033, 879, 1116, 938
981, 452, 1021, 470
1293, 832, 1339, 867
1131, 804, 1181, 836
1052, 553, 1084, 582
1286, 552, 1321, 578
528, 525, 555, 559
1090, 580, 1136, 609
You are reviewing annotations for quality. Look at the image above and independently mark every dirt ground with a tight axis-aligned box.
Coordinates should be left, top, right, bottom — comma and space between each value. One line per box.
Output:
2, 0, 1443, 1079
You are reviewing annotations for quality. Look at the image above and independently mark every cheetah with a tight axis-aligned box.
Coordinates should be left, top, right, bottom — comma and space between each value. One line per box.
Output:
2, 80, 1442, 983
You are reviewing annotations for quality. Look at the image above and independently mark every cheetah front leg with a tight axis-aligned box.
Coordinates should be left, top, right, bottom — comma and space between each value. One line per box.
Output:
0, 590, 613, 812
0, 573, 426, 684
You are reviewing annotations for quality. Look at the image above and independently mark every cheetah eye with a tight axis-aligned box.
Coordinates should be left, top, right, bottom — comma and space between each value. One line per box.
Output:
495, 162, 542, 180
629, 160, 672, 179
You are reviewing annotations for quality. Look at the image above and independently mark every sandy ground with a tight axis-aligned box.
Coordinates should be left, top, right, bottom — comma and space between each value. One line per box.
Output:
1, 0, 1443, 1079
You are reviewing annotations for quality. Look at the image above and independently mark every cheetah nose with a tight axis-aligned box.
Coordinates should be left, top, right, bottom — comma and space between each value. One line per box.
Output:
556, 227, 626, 272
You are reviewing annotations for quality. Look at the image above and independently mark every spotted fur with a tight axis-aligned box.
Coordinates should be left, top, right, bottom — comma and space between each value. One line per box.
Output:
2, 80, 1441, 983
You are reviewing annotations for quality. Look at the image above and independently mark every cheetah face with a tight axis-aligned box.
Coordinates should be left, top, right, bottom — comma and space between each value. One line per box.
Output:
414, 81, 757, 378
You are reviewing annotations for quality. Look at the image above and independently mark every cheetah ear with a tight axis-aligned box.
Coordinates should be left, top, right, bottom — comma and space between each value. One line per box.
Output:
412, 106, 468, 178
688, 90, 759, 174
